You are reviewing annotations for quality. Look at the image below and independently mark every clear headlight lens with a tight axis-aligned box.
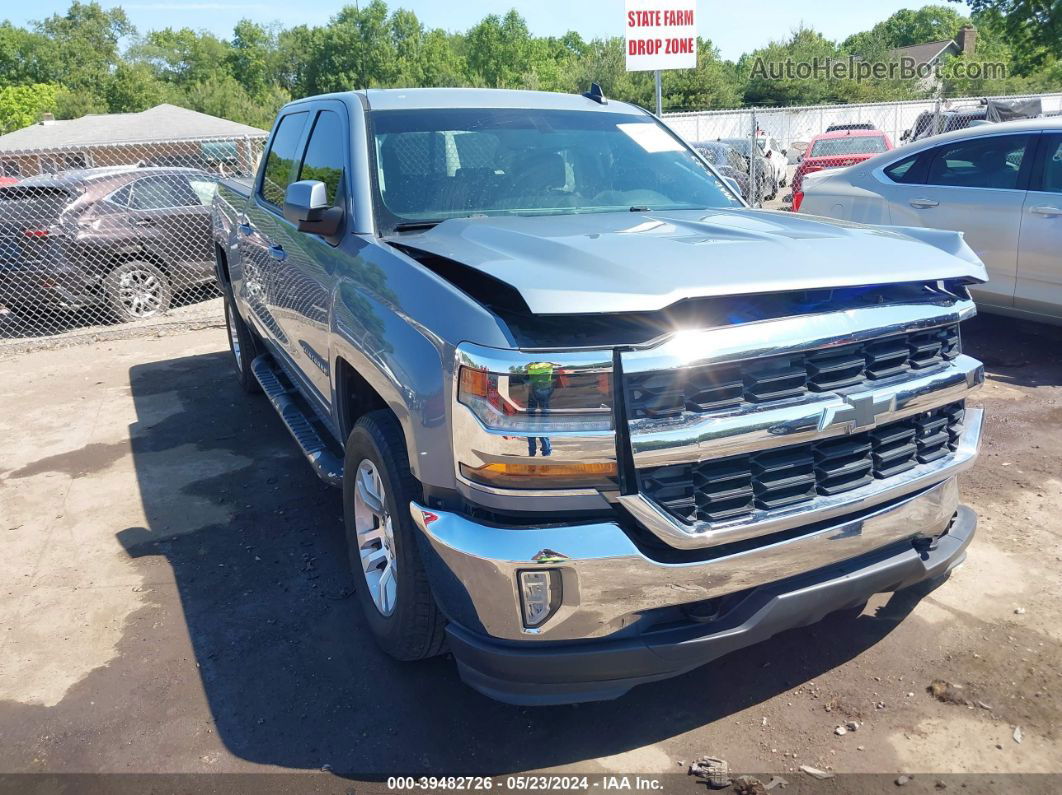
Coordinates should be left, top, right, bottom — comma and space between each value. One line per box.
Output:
457, 364, 613, 433
455, 356, 617, 489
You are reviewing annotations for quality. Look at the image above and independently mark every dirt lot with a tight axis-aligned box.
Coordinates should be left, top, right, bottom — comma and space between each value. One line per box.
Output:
0, 314, 1060, 790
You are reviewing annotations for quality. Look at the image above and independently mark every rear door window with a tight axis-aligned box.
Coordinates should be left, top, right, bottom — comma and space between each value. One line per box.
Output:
260, 111, 308, 209
924, 134, 1031, 190
884, 153, 926, 184
128, 175, 199, 210
188, 176, 219, 205
1032, 134, 1062, 194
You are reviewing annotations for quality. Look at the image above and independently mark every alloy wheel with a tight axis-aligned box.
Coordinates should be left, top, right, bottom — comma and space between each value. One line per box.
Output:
353, 458, 398, 616
118, 268, 163, 317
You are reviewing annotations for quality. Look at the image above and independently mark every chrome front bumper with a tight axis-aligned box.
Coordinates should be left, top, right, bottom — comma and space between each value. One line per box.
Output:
410, 410, 981, 643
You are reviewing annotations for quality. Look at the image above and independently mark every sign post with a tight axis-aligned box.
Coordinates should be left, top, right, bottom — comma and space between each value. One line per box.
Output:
625, 0, 698, 117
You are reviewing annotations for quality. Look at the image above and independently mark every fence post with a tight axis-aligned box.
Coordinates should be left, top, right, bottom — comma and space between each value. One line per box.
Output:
750, 109, 758, 208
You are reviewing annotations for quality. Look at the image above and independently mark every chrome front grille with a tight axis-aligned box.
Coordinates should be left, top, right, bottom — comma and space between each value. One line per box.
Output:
625, 324, 960, 419
616, 300, 984, 550
639, 402, 965, 525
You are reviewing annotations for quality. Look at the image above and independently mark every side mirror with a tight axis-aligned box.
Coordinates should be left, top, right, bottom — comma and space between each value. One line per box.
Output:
797, 154, 804, 163
781, 148, 788, 157
722, 176, 742, 196
284, 180, 342, 237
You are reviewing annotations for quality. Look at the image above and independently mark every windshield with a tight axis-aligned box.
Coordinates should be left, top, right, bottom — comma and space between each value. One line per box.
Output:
810, 136, 888, 157
370, 108, 739, 233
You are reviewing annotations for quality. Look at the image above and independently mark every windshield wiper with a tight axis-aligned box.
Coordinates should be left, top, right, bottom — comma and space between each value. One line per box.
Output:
392, 220, 441, 232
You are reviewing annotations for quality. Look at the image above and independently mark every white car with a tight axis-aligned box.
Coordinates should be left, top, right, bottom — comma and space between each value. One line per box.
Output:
800, 118, 1062, 325
756, 134, 789, 187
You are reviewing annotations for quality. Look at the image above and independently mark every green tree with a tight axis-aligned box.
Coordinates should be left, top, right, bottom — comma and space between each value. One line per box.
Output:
105, 61, 172, 113
302, 1, 401, 93
844, 5, 969, 52
664, 38, 743, 111
464, 10, 533, 87
35, 2, 134, 94
0, 22, 59, 85
949, 0, 1062, 65
182, 74, 285, 129
229, 19, 273, 96
130, 27, 231, 88
0, 83, 61, 134
742, 28, 847, 106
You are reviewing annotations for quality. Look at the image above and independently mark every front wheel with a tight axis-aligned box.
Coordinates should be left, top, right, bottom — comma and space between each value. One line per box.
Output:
343, 410, 446, 661
104, 260, 172, 322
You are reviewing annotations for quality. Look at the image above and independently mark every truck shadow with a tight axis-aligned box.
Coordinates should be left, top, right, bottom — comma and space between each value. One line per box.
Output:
117, 350, 932, 777
961, 313, 1062, 388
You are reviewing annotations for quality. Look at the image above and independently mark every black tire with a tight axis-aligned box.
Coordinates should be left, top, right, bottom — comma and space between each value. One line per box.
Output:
223, 290, 262, 394
343, 410, 446, 661
104, 260, 173, 322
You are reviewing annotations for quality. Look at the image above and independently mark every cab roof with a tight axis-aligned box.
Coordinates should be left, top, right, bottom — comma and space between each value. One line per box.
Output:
290, 87, 649, 115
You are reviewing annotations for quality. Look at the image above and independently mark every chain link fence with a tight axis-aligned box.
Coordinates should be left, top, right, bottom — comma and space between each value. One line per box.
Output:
2, 91, 1059, 345
0, 134, 265, 345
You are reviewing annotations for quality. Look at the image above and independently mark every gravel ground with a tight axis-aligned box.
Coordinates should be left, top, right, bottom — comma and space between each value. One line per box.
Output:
0, 312, 1059, 792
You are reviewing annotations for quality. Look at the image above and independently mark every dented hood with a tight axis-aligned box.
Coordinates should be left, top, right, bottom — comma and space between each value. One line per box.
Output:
390, 209, 987, 315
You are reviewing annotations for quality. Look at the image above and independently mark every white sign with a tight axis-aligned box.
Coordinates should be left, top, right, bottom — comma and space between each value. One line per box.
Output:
625, 0, 698, 72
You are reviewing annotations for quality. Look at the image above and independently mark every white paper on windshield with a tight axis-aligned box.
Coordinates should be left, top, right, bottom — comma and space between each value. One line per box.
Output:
617, 123, 685, 153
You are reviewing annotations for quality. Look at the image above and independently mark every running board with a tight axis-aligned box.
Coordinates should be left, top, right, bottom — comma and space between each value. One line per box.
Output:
251, 354, 344, 487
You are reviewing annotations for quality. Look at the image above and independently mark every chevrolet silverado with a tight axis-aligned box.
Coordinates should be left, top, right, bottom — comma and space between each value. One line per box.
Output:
212, 87, 987, 704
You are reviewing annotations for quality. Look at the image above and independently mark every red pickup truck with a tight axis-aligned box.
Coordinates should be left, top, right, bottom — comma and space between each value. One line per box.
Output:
793, 129, 892, 211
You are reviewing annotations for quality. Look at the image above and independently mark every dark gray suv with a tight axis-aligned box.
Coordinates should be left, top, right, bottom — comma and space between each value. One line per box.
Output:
0, 166, 219, 322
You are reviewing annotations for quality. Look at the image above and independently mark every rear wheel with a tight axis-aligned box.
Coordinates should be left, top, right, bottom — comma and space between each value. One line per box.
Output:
104, 260, 172, 322
343, 410, 446, 661
223, 291, 261, 393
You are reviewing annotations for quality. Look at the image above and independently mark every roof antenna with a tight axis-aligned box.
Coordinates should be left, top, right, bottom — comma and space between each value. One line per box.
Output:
583, 82, 607, 105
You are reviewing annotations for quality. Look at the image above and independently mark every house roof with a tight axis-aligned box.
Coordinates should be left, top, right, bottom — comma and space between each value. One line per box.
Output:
890, 39, 960, 67
0, 104, 266, 154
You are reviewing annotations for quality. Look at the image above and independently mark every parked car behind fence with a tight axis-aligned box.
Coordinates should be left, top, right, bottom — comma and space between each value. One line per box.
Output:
792, 129, 892, 210
718, 137, 777, 201
692, 141, 752, 203
0, 134, 265, 341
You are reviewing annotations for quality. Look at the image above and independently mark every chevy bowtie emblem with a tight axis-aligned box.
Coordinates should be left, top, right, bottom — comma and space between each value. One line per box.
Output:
836, 392, 894, 431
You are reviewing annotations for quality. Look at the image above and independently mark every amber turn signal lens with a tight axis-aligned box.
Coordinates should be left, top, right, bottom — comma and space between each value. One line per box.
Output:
460, 460, 617, 489
458, 366, 489, 398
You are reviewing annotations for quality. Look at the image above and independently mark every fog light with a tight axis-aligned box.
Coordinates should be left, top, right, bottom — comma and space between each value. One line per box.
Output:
518, 569, 560, 628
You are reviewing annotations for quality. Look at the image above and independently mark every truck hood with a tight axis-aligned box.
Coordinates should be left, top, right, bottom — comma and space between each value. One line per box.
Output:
391, 208, 987, 315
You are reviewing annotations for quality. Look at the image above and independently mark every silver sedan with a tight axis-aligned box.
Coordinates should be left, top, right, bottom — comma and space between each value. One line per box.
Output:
800, 118, 1062, 324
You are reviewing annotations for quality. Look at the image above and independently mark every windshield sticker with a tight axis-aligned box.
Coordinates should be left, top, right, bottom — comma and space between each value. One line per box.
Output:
617, 123, 684, 153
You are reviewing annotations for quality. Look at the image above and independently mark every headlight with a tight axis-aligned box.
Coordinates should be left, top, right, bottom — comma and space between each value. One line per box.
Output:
454, 345, 618, 490
457, 364, 613, 432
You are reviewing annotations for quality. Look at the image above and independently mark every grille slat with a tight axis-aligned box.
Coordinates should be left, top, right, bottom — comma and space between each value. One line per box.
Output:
626, 324, 960, 420
639, 402, 965, 526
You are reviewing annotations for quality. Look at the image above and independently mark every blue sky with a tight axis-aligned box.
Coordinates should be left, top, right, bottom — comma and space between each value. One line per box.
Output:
8, 1, 945, 61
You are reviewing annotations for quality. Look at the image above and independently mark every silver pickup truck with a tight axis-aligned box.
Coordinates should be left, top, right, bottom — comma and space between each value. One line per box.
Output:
212, 87, 987, 705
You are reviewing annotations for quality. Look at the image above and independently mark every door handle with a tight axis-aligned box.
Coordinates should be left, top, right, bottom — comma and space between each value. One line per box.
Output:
268, 244, 287, 261
134, 217, 156, 227
1031, 206, 1062, 217
909, 198, 939, 209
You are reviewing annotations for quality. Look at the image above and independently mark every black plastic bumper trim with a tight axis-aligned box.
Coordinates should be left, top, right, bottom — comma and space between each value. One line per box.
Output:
446, 505, 976, 705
